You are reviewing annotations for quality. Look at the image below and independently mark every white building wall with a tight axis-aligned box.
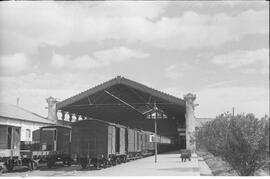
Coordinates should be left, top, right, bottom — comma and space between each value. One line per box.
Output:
0, 117, 51, 142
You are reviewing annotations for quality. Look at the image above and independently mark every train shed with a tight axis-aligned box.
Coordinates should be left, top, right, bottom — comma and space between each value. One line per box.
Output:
47, 76, 197, 151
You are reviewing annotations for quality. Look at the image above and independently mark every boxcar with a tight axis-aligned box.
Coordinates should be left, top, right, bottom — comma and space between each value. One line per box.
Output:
139, 130, 173, 155
157, 135, 173, 153
32, 125, 72, 168
141, 130, 155, 156
71, 119, 127, 168
0, 125, 37, 172
69, 119, 174, 169
126, 129, 144, 160
126, 128, 136, 159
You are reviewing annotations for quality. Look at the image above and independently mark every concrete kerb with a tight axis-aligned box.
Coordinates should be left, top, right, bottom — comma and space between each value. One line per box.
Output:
198, 156, 213, 176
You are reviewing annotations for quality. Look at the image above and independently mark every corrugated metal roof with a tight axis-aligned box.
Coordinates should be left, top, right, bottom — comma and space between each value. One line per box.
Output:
0, 103, 54, 124
57, 76, 185, 110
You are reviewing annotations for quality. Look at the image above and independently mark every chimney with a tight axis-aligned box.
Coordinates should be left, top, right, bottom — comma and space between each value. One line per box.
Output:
46, 96, 58, 124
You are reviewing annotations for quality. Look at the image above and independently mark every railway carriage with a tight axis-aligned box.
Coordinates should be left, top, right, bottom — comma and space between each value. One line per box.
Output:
70, 119, 173, 169
0, 124, 37, 172
140, 130, 155, 156
32, 125, 72, 168
1, 118, 174, 172
126, 128, 138, 159
71, 119, 126, 168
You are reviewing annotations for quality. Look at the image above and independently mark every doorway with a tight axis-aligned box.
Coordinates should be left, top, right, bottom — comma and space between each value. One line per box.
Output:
115, 127, 120, 153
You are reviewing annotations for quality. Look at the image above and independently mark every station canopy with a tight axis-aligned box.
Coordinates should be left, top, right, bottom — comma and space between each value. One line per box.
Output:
56, 76, 186, 130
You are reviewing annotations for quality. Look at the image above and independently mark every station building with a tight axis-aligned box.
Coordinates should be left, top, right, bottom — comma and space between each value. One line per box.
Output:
47, 76, 199, 151
0, 103, 55, 144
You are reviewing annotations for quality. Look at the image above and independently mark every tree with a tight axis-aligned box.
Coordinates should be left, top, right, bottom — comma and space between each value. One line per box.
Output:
196, 113, 269, 176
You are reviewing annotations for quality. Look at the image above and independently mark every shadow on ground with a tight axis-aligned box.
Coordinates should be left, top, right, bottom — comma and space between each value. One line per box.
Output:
2, 166, 30, 174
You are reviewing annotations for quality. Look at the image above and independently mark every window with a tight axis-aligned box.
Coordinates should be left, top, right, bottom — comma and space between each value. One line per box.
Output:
26, 129, 31, 139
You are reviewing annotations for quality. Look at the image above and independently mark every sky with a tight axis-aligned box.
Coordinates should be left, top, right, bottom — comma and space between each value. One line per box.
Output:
0, 1, 269, 119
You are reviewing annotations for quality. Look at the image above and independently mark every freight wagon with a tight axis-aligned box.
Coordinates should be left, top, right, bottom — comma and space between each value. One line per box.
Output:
0, 124, 37, 173
1, 119, 174, 172
70, 119, 127, 168
70, 119, 173, 169
31, 125, 72, 168
140, 131, 155, 156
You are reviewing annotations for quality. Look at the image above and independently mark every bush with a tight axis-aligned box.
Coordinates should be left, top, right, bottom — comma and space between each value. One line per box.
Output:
196, 113, 269, 176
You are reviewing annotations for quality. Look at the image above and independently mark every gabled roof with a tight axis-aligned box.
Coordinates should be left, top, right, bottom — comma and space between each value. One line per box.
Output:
0, 103, 54, 124
57, 76, 185, 110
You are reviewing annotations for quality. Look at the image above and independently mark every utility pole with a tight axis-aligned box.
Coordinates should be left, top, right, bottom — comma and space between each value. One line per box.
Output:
144, 103, 165, 163
154, 110, 157, 163
232, 107, 235, 116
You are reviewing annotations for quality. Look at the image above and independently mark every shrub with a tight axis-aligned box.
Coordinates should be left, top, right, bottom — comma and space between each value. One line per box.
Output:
196, 113, 269, 176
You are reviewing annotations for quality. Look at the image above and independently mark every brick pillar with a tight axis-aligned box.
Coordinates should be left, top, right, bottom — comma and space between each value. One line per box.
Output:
184, 93, 197, 153
46, 96, 58, 124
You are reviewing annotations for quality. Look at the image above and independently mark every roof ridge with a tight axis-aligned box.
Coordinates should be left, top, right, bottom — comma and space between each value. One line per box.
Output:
57, 75, 185, 109
0, 103, 54, 124
8, 103, 47, 119
61, 76, 119, 104
120, 76, 184, 102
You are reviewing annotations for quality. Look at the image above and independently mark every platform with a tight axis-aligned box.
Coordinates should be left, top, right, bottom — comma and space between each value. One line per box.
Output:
79, 152, 200, 176
2, 151, 203, 176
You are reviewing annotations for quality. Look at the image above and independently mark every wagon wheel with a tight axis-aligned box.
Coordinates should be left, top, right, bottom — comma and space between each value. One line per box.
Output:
107, 159, 112, 167
103, 161, 107, 168
47, 158, 55, 168
103, 159, 109, 168
67, 159, 71, 167
63, 159, 67, 165
80, 158, 87, 169
28, 160, 34, 171
106, 160, 110, 168
81, 160, 87, 169
95, 161, 100, 169
0, 165, 4, 174
117, 158, 121, 164
64, 158, 72, 167
28, 160, 38, 170
32, 160, 38, 170
6, 159, 14, 171
111, 157, 116, 166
